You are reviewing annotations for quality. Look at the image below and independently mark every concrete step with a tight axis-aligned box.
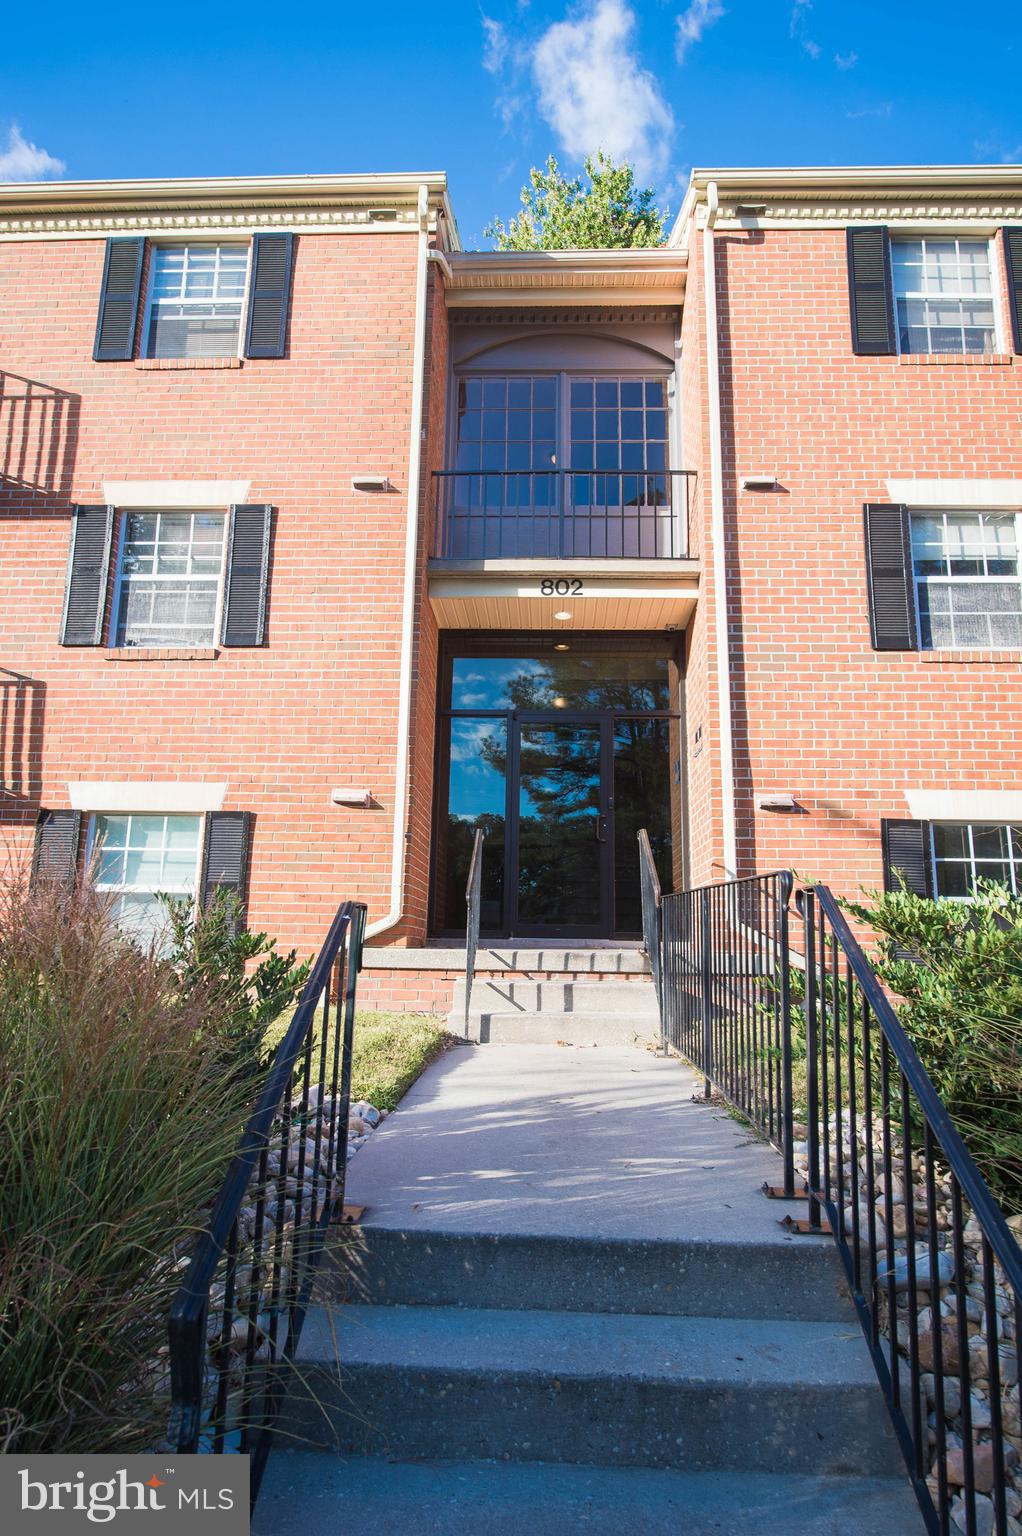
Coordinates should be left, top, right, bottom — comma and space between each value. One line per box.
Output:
327, 1227, 850, 1323
451, 978, 660, 1018
254, 1454, 923, 1536
474, 948, 652, 975
278, 1303, 906, 1477
461, 1010, 660, 1044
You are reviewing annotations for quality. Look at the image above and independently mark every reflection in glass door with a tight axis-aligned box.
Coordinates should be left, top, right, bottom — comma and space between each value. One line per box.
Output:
514, 720, 606, 935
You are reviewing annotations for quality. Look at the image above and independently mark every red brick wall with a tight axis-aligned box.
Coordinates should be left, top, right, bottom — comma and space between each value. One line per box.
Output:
0, 229, 441, 956
689, 223, 1022, 898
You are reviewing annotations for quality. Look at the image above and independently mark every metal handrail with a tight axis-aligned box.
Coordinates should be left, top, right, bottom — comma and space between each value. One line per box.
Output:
637, 829, 663, 1016
463, 828, 484, 1035
432, 468, 695, 561
799, 884, 1022, 1535
168, 898, 367, 1496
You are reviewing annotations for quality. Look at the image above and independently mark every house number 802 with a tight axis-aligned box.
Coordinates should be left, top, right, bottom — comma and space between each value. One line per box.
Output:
540, 578, 584, 597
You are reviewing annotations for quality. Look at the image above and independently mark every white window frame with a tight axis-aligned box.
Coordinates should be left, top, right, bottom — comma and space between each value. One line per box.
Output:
142, 240, 252, 361
85, 811, 205, 937
108, 507, 228, 650
910, 507, 1022, 652
930, 821, 1022, 900
890, 235, 1003, 357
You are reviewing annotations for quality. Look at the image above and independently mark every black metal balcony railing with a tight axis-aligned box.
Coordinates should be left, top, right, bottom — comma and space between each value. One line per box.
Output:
433, 469, 694, 561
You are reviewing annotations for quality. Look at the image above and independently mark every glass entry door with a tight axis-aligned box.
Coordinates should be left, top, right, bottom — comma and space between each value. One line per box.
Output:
512, 718, 608, 937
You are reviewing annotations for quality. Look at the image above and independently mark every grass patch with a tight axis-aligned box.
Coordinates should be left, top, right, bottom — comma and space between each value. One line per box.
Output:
263, 1008, 453, 1114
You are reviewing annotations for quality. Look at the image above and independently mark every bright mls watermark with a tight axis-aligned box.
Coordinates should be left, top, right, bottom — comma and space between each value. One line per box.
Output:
1, 1456, 249, 1534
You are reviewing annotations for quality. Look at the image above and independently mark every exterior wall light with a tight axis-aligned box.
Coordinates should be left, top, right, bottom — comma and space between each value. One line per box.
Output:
757, 794, 799, 812
351, 475, 393, 492
331, 788, 374, 808
553, 610, 572, 621
741, 475, 778, 491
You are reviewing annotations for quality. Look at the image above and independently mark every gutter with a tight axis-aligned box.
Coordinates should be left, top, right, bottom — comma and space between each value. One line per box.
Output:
365, 183, 433, 940
701, 180, 738, 879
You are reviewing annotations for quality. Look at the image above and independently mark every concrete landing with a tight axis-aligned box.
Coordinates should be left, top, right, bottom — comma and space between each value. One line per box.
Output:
344, 1041, 811, 1242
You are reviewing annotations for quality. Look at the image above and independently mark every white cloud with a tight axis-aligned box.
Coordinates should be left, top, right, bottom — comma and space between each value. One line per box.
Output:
846, 103, 892, 120
789, 0, 820, 59
0, 123, 65, 181
531, 0, 674, 183
482, 15, 509, 74
674, 0, 725, 64
834, 50, 858, 70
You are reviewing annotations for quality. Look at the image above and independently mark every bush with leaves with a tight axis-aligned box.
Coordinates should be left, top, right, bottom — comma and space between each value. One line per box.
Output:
844, 882, 1022, 1206
486, 152, 665, 251
162, 889, 309, 1074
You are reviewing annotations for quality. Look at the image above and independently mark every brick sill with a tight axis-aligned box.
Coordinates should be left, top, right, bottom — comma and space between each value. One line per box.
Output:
134, 357, 242, 371
899, 353, 1013, 367
105, 646, 219, 662
921, 649, 1022, 665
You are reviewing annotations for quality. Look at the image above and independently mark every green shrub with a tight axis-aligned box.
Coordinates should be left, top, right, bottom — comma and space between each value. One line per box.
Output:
844, 883, 1022, 1206
0, 875, 260, 1453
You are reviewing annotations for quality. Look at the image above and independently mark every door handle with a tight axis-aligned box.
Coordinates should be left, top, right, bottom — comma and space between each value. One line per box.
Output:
595, 815, 609, 844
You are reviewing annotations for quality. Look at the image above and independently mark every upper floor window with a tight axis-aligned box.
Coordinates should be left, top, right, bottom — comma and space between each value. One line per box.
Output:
932, 822, 1022, 899
90, 812, 203, 943
910, 510, 1022, 649
115, 510, 226, 647
569, 378, 668, 471
145, 244, 250, 359
891, 238, 998, 356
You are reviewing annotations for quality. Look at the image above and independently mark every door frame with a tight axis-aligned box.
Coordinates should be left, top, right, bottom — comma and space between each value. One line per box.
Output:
428, 632, 684, 941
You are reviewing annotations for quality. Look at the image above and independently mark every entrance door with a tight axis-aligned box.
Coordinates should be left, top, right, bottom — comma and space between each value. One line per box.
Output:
511, 716, 609, 937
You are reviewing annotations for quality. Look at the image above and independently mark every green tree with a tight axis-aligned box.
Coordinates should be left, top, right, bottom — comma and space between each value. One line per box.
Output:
486, 152, 665, 251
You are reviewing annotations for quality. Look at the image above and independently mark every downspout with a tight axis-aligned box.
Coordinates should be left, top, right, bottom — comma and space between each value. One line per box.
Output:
701, 180, 738, 879
365, 183, 432, 940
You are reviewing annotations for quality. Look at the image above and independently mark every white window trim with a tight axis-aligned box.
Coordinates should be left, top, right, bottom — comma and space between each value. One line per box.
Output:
84, 811, 205, 927
103, 480, 251, 508
886, 480, 1022, 510
890, 234, 1004, 357
69, 782, 227, 814
141, 239, 252, 362
929, 821, 1022, 900
108, 507, 229, 650
909, 507, 1022, 653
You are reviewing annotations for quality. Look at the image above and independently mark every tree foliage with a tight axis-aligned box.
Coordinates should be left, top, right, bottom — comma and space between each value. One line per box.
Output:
486, 152, 665, 251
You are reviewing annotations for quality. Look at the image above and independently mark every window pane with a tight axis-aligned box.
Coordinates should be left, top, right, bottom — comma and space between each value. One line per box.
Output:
147, 304, 243, 359
933, 823, 968, 859
972, 825, 1009, 859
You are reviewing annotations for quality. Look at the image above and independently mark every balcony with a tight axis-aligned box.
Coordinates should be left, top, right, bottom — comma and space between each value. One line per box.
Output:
427, 469, 699, 632
432, 469, 693, 562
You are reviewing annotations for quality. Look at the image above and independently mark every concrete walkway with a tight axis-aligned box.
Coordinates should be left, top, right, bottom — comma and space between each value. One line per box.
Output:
345, 1039, 809, 1243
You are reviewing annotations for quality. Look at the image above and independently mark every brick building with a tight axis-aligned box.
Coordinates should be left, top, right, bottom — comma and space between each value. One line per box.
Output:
2, 165, 1021, 1004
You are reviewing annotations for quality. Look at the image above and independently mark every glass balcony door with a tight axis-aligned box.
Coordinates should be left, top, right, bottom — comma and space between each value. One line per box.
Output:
511, 716, 609, 937
442, 372, 674, 561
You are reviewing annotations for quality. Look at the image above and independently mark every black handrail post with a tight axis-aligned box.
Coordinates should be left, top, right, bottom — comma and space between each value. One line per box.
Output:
699, 886, 712, 1099
802, 888, 823, 1231
464, 827, 483, 1035
777, 871, 796, 1199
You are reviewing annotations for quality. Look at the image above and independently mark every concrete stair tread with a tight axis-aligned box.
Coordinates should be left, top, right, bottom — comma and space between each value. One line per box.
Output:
254, 1454, 923, 1535
298, 1302, 879, 1389
328, 1226, 849, 1321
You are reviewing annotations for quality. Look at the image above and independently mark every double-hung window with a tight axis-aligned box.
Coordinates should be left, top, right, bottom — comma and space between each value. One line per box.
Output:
932, 823, 1022, 899
115, 510, 226, 647
891, 238, 999, 355
910, 510, 1022, 649
146, 243, 249, 359
91, 813, 203, 943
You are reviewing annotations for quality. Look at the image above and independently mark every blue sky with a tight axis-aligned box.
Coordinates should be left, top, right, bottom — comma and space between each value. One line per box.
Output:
2, 0, 1020, 247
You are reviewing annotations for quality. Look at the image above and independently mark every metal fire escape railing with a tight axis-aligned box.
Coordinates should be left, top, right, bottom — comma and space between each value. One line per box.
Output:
463, 828, 484, 1035
639, 831, 1022, 1536
168, 899, 367, 1501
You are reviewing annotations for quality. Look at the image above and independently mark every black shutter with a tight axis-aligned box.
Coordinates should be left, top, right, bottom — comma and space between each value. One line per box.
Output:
882, 819, 932, 898
1003, 228, 1022, 355
221, 505, 272, 646
847, 226, 896, 356
93, 237, 145, 361
201, 812, 253, 914
864, 504, 917, 651
31, 809, 82, 892
61, 505, 114, 645
244, 233, 294, 359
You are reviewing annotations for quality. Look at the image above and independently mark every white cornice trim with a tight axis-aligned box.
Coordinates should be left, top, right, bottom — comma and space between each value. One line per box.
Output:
102, 480, 251, 508
444, 248, 685, 305
69, 781, 228, 813
886, 479, 1022, 509
906, 790, 1022, 822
